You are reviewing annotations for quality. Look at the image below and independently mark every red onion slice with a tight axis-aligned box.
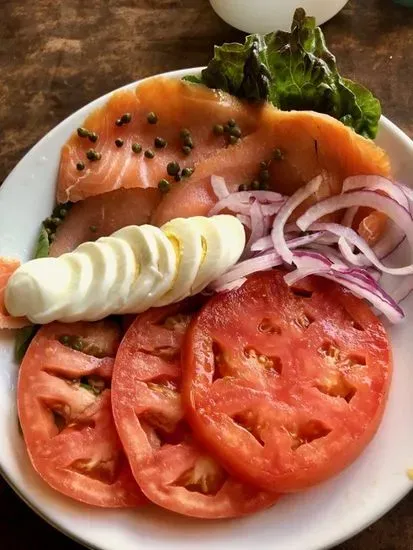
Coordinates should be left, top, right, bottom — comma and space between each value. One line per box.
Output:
243, 200, 265, 257
309, 222, 413, 275
251, 231, 325, 253
210, 175, 230, 200
211, 251, 283, 290
261, 203, 283, 216
396, 181, 413, 204
251, 235, 273, 252
343, 175, 409, 209
212, 277, 247, 293
272, 175, 323, 264
297, 191, 413, 265
381, 274, 413, 304
209, 190, 285, 216
285, 250, 404, 323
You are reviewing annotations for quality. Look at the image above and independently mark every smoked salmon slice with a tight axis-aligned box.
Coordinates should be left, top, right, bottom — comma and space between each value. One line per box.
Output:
0, 259, 31, 329
50, 188, 160, 256
152, 104, 391, 242
57, 78, 261, 203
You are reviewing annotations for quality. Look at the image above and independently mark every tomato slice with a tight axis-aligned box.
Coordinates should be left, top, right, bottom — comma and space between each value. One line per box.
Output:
182, 271, 392, 493
111, 302, 278, 518
18, 320, 144, 507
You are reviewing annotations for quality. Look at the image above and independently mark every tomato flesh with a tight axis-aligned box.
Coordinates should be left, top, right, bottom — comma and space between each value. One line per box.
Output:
182, 271, 392, 493
18, 320, 144, 507
111, 302, 278, 518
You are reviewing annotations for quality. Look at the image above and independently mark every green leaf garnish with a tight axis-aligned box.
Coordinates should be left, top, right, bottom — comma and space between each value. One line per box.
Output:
33, 225, 50, 258
182, 75, 203, 84
14, 325, 38, 363
187, 8, 380, 139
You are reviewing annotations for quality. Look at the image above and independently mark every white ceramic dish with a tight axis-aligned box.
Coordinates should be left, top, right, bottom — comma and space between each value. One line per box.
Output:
209, 0, 349, 34
1, 68, 413, 550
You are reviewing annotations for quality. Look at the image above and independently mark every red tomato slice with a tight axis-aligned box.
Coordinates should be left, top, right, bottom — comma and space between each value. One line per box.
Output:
18, 320, 145, 507
111, 302, 278, 518
182, 271, 392, 493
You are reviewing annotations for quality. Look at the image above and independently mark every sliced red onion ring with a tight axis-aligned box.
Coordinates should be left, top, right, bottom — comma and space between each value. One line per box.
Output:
209, 190, 285, 216
261, 203, 283, 216
297, 190, 413, 270
211, 251, 283, 290
251, 231, 324, 253
285, 250, 404, 323
343, 175, 409, 210
372, 223, 405, 261
210, 175, 230, 200
306, 243, 348, 265
272, 175, 323, 264
243, 200, 265, 257
381, 274, 413, 304
251, 235, 273, 252
396, 181, 413, 204
212, 277, 247, 293
309, 222, 412, 275
342, 206, 359, 228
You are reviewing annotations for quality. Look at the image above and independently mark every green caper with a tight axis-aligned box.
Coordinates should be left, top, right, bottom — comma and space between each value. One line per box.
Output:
144, 149, 155, 159
273, 148, 284, 160
180, 128, 191, 139
181, 167, 194, 178
154, 136, 167, 149
88, 132, 98, 143
147, 112, 158, 124
158, 179, 170, 193
77, 127, 89, 138
167, 161, 180, 176
251, 180, 260, 190
230, 126, 242, 138
183, 136, 194, 148
121, 113, 132, 124
213, 124, 224, 136
259, 169, 270, 182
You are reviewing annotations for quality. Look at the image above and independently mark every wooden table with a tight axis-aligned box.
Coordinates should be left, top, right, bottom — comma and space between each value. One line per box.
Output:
1, 0, 413, 548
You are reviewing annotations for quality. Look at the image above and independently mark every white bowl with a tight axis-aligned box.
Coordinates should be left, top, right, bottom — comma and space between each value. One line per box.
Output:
209, 0, 349, 34
1, 68, 413, 550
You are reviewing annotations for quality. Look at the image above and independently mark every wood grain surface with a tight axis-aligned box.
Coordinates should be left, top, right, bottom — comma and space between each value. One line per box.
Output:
1, 0, 413, 548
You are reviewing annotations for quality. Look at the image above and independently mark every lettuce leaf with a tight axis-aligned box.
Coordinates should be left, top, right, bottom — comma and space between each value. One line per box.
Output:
33, 225, 50, 258
14, 325, 38, 363
187, 8, 380, 139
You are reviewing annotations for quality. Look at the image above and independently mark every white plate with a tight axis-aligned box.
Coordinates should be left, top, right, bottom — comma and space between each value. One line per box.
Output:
1, 68, 413, 550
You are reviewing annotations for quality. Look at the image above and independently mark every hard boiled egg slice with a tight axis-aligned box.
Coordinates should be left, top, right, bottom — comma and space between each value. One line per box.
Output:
135, 225, 177, 312
56, 251, 95, 322
157, 218, 204, 306
71, 239, 120, 321
190, 215, 245, 294
211, 214, 246, 268
113, 225, 162, 314
94, 236, 137, 317
5, 258, 73, 324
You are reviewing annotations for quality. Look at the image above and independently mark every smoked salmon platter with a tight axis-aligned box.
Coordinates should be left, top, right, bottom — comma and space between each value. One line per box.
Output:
1, 10, 413, 550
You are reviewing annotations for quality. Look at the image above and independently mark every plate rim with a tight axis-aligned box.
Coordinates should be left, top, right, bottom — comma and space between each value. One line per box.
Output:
1, 66, 413, 550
